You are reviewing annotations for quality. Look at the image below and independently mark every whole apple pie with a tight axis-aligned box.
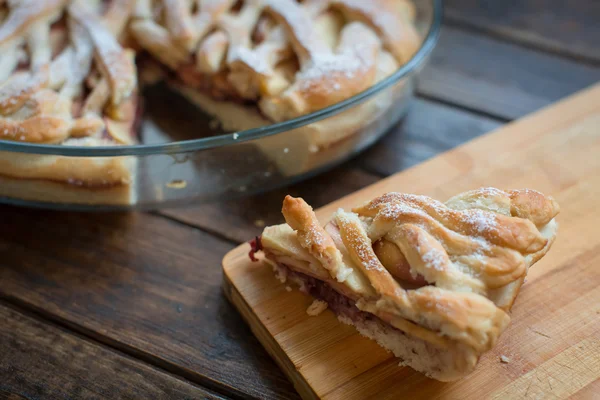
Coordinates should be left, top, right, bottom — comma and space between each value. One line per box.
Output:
0, 0, 420, 204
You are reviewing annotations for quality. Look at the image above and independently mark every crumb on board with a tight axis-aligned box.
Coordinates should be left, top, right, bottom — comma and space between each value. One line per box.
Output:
166, 179, 187, 189
306, 299, 328, 316
500, 355, 510, 364
285, 286, 292, 292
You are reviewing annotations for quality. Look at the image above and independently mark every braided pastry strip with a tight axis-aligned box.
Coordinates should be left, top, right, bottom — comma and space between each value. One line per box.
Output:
275, 188, 559, 353
0, 0, 136, 145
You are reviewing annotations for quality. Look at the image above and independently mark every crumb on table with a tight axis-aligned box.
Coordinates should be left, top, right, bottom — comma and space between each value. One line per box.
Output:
500, 355, 510, 364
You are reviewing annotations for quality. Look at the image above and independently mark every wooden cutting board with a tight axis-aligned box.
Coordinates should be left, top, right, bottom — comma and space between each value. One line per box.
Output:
222, 84, 600, 400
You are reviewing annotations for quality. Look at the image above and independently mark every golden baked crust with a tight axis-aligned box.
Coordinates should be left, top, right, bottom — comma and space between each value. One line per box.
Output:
0, 0, 137, 144
130, 0, 420, 178
0, 0, 138, 204
258, 188, 560, 380
131, 0, 419, 122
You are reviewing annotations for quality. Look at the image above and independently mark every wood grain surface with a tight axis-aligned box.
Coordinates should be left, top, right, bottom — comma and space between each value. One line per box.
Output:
0, 211, 297, 400
223, 84, 600, 399
360, 98, 501, 175
445, 0, 600, 63
418, 26, 600, 120
0, 303, 225, 400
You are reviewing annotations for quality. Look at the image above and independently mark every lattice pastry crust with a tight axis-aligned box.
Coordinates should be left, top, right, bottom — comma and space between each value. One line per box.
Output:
0, 0, 420, 204
132, 0, 418, 120
256, 188, 559, 381
0, 0, 138, 204
132, 0, 420, 170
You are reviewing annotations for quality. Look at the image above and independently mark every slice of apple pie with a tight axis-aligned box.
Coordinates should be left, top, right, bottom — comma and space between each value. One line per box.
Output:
250, 188, 559, 381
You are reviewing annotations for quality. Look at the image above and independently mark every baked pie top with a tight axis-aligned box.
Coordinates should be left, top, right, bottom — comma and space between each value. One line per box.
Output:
131, 0, 420, 121
0, 0, 137, 147
259, 188, 559, 359
0, 0, 420, 149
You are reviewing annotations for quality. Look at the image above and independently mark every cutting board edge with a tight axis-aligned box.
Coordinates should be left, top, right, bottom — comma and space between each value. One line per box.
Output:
222, 270, 320, 400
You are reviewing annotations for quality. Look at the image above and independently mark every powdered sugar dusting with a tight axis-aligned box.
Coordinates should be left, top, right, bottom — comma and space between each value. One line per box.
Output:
335, 210, 383, 272
71, 5, 134, 102
265, 0, 325, 55
519, 188, 544, 198
230, 46, 270, 75
378, 201, 427, 220
356, 239, 383, 271
471, 237, 491, 252
309, 226, 325, 247
421, 248, 446, 272
299, 220, 328, 258
296, 51, 369, 92
477, 187, 505, 196
463, 209, 497, 234
303, 52, 362, 78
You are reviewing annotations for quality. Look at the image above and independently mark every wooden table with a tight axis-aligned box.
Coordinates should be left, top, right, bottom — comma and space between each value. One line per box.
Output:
1, 3, 599, 399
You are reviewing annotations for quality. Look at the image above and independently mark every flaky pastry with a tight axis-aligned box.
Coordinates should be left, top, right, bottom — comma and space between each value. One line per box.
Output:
251, 187, 559, 381
132, 0, 418, 121
0, 0, 138, 204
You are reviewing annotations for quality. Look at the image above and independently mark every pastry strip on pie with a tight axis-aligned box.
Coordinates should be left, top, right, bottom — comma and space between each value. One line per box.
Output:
252, 188, 559, 381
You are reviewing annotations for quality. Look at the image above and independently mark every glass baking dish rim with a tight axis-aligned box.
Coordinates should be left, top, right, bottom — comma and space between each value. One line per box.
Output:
0, 0, 442, 157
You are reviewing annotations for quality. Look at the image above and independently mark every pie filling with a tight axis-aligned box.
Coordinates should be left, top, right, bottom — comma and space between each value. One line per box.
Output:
275, 260, 380, 325
252, 236, 413, 339
254, 237, 447, 352
175, 62, 251, 105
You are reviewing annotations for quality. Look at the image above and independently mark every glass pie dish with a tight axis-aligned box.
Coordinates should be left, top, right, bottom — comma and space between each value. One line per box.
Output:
0, 0, 442, 210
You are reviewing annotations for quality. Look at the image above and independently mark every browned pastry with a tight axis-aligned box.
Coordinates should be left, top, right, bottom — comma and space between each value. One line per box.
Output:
253, 188, 560, 381
0, 0, 138, 204
131, 0, 420, 159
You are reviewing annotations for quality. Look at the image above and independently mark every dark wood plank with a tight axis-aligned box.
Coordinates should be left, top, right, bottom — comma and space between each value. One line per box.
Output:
0, 303, 225, 400
359, 98, 502, 176
445, 0, 600, 63
418, 26, 600, 120
160, 167, 380, 244
0, 210, 298, 400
